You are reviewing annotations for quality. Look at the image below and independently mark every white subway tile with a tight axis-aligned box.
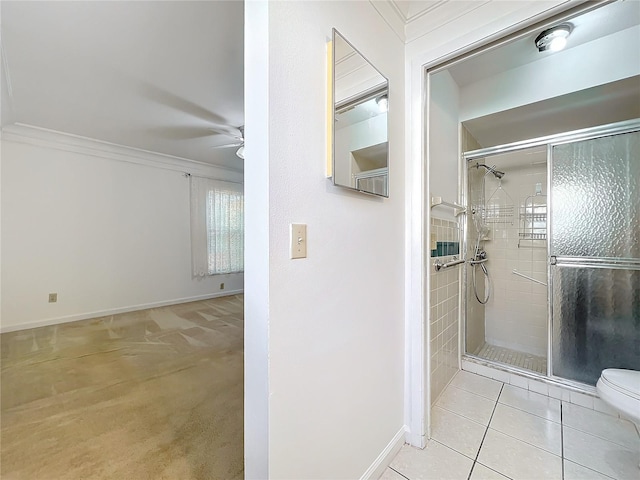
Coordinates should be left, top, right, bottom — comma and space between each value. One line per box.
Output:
509, 373, 529, 389
490, 369, 510, 383
475, 364, 494, 380
570, 391, 594, 409
547, 385, 564, 401
529, 379, 549, 396
462, 360, 479, 374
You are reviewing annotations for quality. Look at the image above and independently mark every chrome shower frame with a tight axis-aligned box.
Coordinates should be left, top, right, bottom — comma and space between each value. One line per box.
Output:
460, 118, 640, 392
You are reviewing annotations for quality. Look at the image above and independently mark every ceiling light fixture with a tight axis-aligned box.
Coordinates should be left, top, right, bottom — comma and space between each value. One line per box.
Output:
535, 24, 572, 53
376, 95, 388, 113
236, 145, 244, 159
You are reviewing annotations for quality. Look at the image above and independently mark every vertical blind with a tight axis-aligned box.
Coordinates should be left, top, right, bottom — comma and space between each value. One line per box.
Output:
190, 175, 244, 276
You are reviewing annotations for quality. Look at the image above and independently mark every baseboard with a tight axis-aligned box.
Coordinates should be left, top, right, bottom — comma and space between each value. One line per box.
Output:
360, 426, 407, 480
0, 290, 243, 333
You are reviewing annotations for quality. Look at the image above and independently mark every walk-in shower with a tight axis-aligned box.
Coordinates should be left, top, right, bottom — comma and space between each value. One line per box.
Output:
463, 120, 640, 387
468, 163, 507, 305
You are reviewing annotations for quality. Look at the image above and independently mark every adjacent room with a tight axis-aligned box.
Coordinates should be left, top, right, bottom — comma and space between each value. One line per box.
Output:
1, 2, 245, 478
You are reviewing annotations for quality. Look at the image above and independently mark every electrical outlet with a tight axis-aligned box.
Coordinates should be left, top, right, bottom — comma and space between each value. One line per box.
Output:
220, 282, 225, 290
48, 293, 58, 303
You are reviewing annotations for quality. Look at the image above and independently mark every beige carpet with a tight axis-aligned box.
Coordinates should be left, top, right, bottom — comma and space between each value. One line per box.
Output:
1, 295, 244, 480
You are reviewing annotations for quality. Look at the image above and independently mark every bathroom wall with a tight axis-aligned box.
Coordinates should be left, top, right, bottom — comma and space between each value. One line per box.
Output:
429, 217, 460, 404
481, 150, 548, 357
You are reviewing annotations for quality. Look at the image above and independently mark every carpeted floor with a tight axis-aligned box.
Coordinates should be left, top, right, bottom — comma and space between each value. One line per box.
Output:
0, 295, 244, 480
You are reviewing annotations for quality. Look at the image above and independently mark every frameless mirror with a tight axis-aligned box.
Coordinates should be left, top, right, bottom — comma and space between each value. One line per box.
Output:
332, 29, 389, 197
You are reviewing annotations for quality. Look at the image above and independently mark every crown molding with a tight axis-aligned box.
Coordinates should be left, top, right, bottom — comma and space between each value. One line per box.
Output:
1, 123, 244, 179
370, 0, 494, 44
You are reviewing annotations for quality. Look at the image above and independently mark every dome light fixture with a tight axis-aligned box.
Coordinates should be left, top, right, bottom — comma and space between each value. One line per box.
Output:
535, 24, 572, 53
376, 95, 388, 113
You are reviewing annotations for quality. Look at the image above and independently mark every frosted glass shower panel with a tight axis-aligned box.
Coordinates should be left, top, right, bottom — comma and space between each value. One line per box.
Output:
550, 127, 640, 386
551, 266, 640, 385
551, 132, 639, 259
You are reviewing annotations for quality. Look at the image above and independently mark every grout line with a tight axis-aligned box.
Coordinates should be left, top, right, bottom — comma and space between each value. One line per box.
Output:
468, 383, 505, 480
560, 402, 565, 480
388, 466, 410, 480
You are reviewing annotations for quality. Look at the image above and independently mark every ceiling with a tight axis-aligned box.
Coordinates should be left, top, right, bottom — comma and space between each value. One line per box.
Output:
464, 76, 640, 148
1, 1, 244, 172
446, 0, 640, 87
451, 0, 640, 148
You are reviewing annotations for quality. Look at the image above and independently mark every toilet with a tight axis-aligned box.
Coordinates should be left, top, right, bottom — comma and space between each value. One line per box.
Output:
596, 369, 640, 425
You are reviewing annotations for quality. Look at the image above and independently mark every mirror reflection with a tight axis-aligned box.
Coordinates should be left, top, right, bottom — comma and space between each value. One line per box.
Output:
333, 29, 389, 197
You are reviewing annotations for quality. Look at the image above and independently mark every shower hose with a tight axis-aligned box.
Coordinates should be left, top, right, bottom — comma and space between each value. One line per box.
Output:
472, 257, 491, 305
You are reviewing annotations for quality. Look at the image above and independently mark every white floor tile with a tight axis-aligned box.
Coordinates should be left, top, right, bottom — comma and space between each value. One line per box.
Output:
378, 467, 408, 480
450, 370, 504, 401
390, 442, 474, 480
470, 463, 510, 480
563, 426, 640, 480
489, 403, 562, 455
430, 405, 486, 459
436, 385, 497, 426
498, 384, 561, 423
477, 429, 562, 480
562, 402, 640, 449
563, 460, 615, 480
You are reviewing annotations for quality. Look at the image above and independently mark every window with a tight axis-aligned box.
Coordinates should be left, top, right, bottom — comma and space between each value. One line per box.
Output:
190, 176, 244, 276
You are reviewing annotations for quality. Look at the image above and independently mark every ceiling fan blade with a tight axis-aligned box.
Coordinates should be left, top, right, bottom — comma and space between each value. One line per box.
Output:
207, 125, 243, 139
138, 81, 229, 126
146, 125, 224, 140
210, 142, 243, 149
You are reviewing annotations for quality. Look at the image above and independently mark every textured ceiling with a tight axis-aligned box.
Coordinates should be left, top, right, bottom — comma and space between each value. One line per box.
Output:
1, 1, 244, 172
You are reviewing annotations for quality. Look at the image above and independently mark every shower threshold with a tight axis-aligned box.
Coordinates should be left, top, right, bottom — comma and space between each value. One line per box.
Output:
473, 342, 546, 375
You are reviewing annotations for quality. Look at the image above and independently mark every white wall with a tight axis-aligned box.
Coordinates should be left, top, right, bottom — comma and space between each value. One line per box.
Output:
428, 70, 460, 222
245, 1, 405, 478
460, 26, 640, 122
1, 127, 243, 331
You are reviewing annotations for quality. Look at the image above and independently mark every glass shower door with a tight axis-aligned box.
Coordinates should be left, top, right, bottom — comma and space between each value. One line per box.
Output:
550, 126, 640, 385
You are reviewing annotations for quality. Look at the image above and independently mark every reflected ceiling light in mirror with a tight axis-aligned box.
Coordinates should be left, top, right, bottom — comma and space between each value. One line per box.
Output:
376, 95, 388, 113
236, 146, 244, 159
535, 24, 572, 53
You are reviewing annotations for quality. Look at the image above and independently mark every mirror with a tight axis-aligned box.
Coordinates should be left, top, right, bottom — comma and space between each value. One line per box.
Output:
332, 29, 389, 197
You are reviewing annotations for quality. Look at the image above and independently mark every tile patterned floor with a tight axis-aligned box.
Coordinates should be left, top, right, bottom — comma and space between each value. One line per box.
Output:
0, 295, 244, 480
474, 343, 547, 375
381, 370, 640, 480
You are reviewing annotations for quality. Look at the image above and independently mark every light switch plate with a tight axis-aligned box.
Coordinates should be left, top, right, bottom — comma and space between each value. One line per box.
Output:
290, 224, 307, 259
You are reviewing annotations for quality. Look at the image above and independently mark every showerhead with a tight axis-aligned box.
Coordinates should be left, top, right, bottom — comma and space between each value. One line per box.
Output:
476, 163, 505, 179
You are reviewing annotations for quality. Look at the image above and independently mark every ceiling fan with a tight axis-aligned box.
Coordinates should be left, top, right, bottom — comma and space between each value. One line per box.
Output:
210, 125, 244, 159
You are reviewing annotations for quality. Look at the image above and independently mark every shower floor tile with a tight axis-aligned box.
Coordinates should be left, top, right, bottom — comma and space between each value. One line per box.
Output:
474, 342, 547, 374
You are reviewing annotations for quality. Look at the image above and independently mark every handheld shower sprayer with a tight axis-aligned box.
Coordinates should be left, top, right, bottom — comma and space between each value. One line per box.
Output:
476, 163, 505, 179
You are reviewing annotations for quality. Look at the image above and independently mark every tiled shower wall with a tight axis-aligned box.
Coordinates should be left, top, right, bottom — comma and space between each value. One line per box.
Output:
430, 217, 461, 404
482, 159, 548, 357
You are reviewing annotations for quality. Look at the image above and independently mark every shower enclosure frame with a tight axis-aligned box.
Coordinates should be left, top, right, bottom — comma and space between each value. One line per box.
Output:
460, 118, 640, 392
